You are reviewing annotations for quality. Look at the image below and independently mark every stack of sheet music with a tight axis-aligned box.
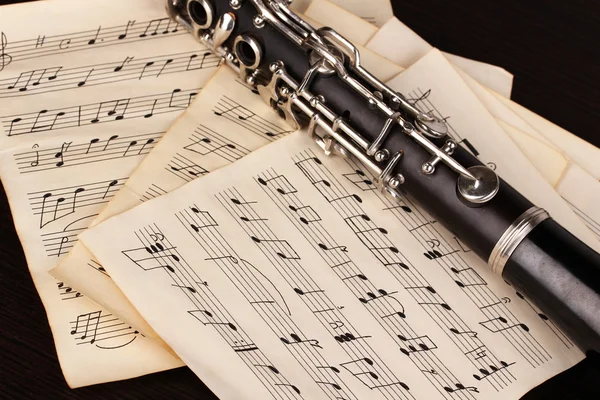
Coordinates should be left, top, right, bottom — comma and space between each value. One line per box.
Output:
1, 0, 599, 398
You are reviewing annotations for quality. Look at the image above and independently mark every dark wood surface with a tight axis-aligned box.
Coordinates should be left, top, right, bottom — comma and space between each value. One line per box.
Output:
1, 0, 599, 399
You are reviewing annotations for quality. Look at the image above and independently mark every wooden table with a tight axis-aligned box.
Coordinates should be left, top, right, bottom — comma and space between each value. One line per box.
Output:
1, 0, 599, 398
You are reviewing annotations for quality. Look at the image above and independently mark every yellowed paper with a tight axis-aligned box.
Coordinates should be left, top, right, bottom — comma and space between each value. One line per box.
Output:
51, 33, 402, 338
293, 0, 394, 27
81, 126, 583, 400
0, 0, 228, 386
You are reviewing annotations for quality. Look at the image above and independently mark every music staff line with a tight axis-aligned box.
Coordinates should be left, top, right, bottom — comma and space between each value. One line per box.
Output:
176, 206, 364, 400
13, 131, 163, 173
2, 88, 198, 136
338, 152, 553, 363
291, 153, 518, 390
346, 152, 555, 361
0, 50, 220, 98
0, 17, 185, 70
212, 95, 294, 142
70, 310, 141, 349
123, 226, 304, 399
216, 191, 416, 400
253, 169, 501, 398
563, 198, 600, 240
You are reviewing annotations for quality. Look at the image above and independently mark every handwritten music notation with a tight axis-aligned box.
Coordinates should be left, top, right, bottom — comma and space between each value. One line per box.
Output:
121, 226, 304, 399
212, 95, 294, 141
70, 310, 142, 349
385, 88, 554, 366
0, 51, 220, 98
58, 281, 83, 300
2, 88, 198, 136
28, 178, 125, 257
0, 17, 185, 71
217, 191, 424, 399
177, 206, 361, 400
291, 152, 519, 391
184, 124, 251, 163
13, 131, 162, 174
250, 168, 493, 397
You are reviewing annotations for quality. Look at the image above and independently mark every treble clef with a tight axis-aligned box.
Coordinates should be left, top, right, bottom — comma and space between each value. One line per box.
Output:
0, 32, 13, 72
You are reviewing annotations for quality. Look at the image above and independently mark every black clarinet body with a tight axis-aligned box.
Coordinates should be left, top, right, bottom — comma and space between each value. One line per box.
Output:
166, 0, 600, 354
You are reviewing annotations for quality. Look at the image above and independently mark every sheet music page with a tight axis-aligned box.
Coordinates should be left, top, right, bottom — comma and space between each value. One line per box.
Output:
51, 35, 403, 339
361, 20, 600, 251
363, 17, 514, 98
0, 0, 223, 386
81, 126, 583, 400
294, 0, 394, 28
490, 91, 600, 181
384, 50, 599, 253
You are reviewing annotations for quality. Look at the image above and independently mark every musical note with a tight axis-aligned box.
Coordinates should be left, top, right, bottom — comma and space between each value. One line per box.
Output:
251, 237, 300, 260
55, 141, 73, 167
118, 21, 135, 40
0, 32, 12, 71
30, 144, 40, 167
280, 333, 322, 349
103, 180, 118, 199
444, 383, 479, 393
358, 289, 396, 303
275, 384, 301, 395
71, 311, 101, 343
473, 361, 515, 381
398, 334, 437, 355
257, 175, 297, 195
479, 317, 529, 333
57, 281, 83, 300
343, 170, 376, 191
88, 26, 102, 45
56, 236, 69, 257
123, 141, 139, 157
449, 328, 479, 338
288, 205, 321, 225
140, 18, 175, 37
156, 58, 173, 77
189, 207, 219, 230
7, 117, 21, 136
139, 61, 155, 79
144, 99, 157, 118
114, 56, 134, 72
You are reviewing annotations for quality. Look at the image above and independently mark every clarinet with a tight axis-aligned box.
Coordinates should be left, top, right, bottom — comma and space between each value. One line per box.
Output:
166, 0, 600, 354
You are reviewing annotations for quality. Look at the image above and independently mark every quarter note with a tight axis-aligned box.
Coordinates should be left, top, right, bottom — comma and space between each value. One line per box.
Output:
77, 68, 94, 87
144, 99, 157, 118
139, 61, 154, 79
88, 26, 101, 45
103, 180, 118, 199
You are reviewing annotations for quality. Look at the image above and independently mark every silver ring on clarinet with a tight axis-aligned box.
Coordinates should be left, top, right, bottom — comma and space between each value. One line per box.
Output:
489, 207, 550, 276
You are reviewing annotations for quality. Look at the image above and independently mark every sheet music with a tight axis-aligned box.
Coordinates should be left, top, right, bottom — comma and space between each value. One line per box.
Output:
51, 35, 402, 341
80, 125, 584, 400
0, 0, 223, 386
364, 17, 514, 99
384, 50, 599, 252
360, 17, 600, 255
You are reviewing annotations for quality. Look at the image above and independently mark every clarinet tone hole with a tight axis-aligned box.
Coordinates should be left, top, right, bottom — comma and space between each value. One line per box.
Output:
234, 35, 262, 70
188, 0, 213, 29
